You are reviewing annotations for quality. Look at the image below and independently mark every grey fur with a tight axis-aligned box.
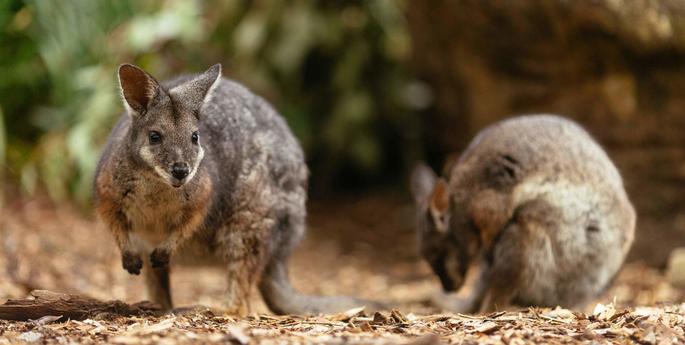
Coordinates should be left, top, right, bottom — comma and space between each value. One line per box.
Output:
95, 64, 377, 314
411, 115, 636, 312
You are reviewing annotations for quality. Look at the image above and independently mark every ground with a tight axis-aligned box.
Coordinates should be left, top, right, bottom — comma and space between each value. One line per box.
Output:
0, 193, 683, 344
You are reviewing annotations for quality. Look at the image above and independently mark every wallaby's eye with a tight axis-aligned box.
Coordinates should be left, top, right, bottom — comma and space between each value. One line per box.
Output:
191, 131, 199, 144
149, 131, 162, 144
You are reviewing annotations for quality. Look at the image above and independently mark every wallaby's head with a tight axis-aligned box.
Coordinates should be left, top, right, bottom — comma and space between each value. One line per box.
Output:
410, 163, 466, 292
117, 63, 221, 187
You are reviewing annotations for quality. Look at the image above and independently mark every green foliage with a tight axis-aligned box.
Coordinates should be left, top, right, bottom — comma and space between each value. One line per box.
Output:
0, 0, 420, 203
0, 106, 5, 175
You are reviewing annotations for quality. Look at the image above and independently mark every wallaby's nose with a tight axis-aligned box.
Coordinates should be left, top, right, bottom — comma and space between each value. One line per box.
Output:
171, 163, 190, 180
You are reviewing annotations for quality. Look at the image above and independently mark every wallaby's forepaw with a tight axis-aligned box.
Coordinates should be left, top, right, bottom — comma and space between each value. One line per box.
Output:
122, 251, 143, 275
150, 248, 170, 268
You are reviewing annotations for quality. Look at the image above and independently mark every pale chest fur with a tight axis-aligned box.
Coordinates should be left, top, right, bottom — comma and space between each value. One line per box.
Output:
122, 177, 199, 246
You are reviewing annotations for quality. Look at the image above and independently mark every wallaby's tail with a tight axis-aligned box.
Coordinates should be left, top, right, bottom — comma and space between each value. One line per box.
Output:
258, 259, 383, 315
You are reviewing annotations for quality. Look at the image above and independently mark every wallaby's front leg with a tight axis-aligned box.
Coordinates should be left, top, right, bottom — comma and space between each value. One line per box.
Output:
150, 232, 181, 269
121, 248, 143, 275
99, 200, 142, 275
114, 224, 142, 275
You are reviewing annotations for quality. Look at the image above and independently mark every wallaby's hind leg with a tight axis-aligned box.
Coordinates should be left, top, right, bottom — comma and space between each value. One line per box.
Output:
218, 218, 271, 316
258, 209, 306, 314
477, 241, 521, 313
477, 222, 526, 313
479, 199, 559, 313
143, 256, 172, 311
223, 253, 265, 315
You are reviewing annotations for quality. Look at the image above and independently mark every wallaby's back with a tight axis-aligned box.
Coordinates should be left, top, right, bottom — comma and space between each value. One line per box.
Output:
455, 115, 626, 196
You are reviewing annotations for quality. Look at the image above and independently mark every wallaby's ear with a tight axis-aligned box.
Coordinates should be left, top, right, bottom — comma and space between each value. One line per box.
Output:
430, 178, 450, 234
169, 64, 222, 115
118, 64, 161, 116
430, 178, 449, 215
410, 162, 437, 204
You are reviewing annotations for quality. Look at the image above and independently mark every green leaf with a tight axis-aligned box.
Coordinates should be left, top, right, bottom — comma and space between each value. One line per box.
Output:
0, 106, 5, 173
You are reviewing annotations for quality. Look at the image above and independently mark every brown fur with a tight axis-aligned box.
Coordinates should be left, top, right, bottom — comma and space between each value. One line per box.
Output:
95, 64, 380, 315
412, 115, 636, 313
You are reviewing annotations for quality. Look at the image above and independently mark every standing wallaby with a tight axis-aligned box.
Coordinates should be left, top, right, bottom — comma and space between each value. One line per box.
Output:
410, 115, 635, 313
95, 63, 377, 315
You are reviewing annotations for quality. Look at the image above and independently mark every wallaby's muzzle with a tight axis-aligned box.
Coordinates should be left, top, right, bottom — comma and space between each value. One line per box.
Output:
172, 162, 190, 179
170, 162, 191, 187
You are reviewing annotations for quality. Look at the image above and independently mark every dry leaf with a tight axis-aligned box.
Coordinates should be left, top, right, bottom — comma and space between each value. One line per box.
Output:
593, 302, 616, 321
473, 321, 499, 334
330, 306, 366, 322
544, 307, 575, 320
372, 311, 389, 324
391, 309, 408, 323
30, 315, 62, 325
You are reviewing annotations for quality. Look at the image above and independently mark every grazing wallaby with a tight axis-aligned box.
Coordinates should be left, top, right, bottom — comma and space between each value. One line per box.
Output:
95, 63, 377, 315
411, 115, 635, 313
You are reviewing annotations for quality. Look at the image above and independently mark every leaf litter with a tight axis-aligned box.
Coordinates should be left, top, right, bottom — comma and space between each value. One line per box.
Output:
1, 197, 685, 344
2, 305, 685, 344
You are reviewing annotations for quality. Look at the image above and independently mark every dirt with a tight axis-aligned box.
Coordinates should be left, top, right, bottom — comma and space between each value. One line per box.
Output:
0, 193, 684, 344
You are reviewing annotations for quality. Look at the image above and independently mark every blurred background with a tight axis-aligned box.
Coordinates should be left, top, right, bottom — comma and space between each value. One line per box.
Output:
1, 0, 685, 308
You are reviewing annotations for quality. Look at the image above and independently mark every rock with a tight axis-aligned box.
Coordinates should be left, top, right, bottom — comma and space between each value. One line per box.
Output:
667, 247, 685, 287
